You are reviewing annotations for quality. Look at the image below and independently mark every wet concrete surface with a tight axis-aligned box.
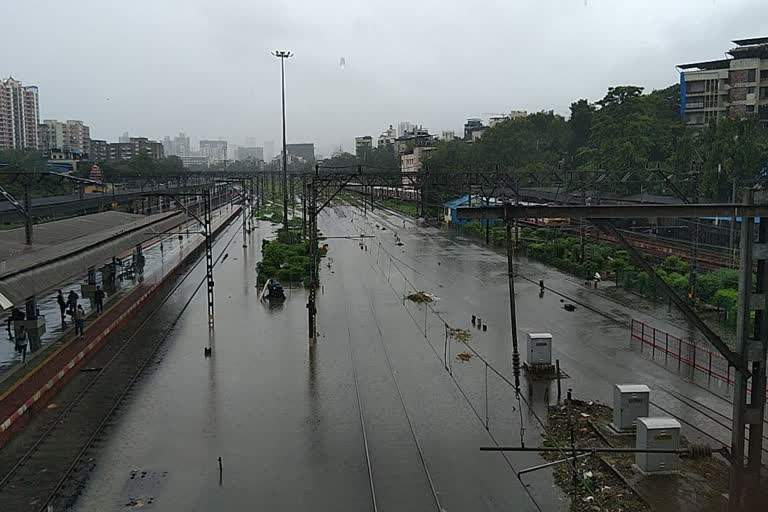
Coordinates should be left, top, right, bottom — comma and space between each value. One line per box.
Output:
71, 203, 764, 511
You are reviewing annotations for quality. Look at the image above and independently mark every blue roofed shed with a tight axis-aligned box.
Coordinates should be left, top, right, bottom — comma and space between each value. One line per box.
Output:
443, 195, 502, 226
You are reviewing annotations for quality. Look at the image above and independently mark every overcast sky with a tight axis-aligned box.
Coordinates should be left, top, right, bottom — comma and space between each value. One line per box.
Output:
3, 0, 768, 157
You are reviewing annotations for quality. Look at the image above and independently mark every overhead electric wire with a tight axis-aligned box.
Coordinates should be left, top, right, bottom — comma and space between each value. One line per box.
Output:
365, 222, 604, 509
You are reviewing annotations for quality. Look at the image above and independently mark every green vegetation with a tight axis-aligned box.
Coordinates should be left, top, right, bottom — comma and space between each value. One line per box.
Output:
256, 201, 285, 223
424, 84, 768, 203
256, 239, 312, 286
92, 150, 185, 181
0, 149, 72, 199
459, 221, 741, 327
377, 198, 420, 216
318, 146, 398, 170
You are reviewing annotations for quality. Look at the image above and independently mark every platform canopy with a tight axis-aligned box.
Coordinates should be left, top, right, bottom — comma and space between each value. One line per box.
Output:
0, 210, 186, 308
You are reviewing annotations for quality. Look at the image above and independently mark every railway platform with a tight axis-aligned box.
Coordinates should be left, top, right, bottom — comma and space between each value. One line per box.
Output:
0, 203, 240, 448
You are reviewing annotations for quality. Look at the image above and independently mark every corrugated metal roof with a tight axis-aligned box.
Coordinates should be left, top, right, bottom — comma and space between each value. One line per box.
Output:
0, 211, 144, 261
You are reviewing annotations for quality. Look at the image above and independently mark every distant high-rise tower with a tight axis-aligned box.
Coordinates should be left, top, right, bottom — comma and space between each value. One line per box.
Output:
0, 77, 40, 150
398, 121, 414, 137
200, 140, 228, 163
264, 140, 274, 161
119, 131, 130, 143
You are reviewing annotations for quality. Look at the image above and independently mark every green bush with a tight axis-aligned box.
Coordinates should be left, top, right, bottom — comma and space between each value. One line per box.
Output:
697, 268, 739, 304
258, 239, 317, 285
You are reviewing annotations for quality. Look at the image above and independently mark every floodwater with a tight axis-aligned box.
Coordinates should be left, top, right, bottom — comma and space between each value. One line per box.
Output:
0, 207, 232, 375
72, 203, 764, 511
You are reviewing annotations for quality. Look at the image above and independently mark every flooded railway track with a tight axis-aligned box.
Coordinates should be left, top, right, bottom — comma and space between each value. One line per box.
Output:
0, 221, 242, 512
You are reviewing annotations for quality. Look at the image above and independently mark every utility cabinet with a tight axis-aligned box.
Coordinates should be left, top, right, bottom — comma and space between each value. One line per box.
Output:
635, 417, 680, 474
526, 333, 552, 365
612, 384, 650, 430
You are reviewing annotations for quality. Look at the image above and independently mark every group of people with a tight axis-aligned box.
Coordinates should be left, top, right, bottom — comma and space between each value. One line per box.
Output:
6, 284, 108, 365
56, 286, 105, 337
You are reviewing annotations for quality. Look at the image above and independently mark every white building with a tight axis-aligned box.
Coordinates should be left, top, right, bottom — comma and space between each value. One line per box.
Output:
180, 155, 211, 169
200, 140, 228, 163
400, 146, 434, 174
264, 140, 274, 161
0, 77, 40, 150
40, 120, 90, 154
377, 125, 397, 148
398, 121, 414, 137
678, 37, 768, 127
441, 130, 455, 141
162, 132, 191, 157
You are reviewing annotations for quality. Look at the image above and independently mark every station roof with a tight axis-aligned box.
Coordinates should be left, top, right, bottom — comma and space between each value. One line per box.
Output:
0, 211, 144, 261
0, 210, 185, 308
444, 195, 502, 208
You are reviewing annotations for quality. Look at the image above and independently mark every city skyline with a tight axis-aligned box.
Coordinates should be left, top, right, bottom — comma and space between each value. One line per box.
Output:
3, 0, 768, 155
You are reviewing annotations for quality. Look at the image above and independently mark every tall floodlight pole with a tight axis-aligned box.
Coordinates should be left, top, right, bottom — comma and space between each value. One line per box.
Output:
272, 50, 293, 233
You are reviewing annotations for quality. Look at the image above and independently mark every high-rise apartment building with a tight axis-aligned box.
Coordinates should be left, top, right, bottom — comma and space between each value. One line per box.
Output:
200, 140, 228, 162
678, 37, 768, 127
0, 77, 40, 150
39, 120, 90, 154
162, 132, 190, 157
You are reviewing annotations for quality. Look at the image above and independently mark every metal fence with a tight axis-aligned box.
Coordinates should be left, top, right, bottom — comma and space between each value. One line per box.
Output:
629, 318, 767, 402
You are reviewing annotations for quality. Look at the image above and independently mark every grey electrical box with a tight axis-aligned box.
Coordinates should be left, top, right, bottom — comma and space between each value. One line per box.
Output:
612, 384, 650, 430
527, 333, 552, 365
635, 417, 680, 474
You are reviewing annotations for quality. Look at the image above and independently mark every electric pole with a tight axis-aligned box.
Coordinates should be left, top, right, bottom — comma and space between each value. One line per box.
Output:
272, 49, 293, 233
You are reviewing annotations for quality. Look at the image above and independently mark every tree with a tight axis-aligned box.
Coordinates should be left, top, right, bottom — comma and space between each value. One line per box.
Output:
579, 84, 684, 178
155, 155, 184, 174
0, 148, 46, 174
126, 149, 156, 175
699, 117, 768, 200
0, 149, 61, 198
568, 99, 594, 162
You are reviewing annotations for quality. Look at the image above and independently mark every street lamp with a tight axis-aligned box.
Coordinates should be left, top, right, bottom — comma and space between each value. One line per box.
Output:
272, 50, 293, 233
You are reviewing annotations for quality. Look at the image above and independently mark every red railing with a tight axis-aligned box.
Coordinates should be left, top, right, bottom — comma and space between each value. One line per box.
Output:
630, 318, 768, 402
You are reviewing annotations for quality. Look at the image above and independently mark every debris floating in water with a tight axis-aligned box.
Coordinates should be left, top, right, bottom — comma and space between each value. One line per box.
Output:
449, 328, 472, 343
456, 352, 473, 362
406, 291, 437, 303
563, 303, 576, 312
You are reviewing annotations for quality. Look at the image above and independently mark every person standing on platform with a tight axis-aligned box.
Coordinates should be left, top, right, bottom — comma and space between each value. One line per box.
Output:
57, 290, 67, 325
74, 305, 85, 338
15, 325, 28, 362
67, 290, 79, 317
94, 286, 105, 314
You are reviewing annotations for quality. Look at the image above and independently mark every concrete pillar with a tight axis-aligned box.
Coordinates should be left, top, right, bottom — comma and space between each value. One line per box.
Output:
25, 296, 37, 320
21, 296, 45, 352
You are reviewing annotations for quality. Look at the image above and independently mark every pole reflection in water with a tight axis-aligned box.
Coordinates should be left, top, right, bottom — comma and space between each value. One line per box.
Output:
204, 326, 221, 485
